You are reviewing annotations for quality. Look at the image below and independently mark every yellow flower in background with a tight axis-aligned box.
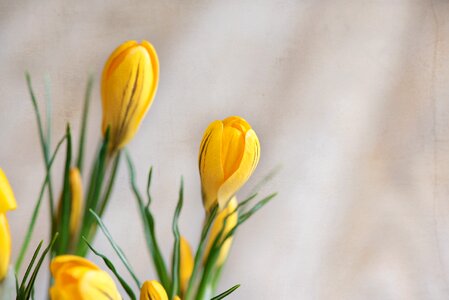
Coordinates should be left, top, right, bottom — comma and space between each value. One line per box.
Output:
0, 214, 11, 281
68, 167, 82, 236
199, 116, 260, 212
0, 169, 17, 213
50, 255, 121, 300
180, 236, 194, 294
204, 197, 238, 267
139, 280, 168, 300
0, 168, 16, 281
102, 40, 159, 151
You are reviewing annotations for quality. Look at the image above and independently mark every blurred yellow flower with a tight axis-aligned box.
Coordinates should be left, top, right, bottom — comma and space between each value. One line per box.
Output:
68, 167, 82, 236
140, 280, 168, 300
199, 116, 260, 212
204, 197, 238, 267
0, 214, 11, 281
0, 168, 16, 281
180, 236, 194, 294
0, 169, 17, 213
101, 40, 159, 151
50, 255, 121, 300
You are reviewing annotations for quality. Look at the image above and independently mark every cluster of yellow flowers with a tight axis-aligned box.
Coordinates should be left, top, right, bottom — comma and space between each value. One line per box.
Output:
1, 40, 265, 300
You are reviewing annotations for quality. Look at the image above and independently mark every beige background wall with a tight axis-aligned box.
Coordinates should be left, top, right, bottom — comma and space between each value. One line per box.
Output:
1, 0, 449, 299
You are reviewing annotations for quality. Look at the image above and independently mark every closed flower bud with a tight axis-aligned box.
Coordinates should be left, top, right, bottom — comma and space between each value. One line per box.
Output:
0, 169, 17, 213
68, 168, 82, 236
50, 255, 121, 300
0, 214, 11, 281
102, 40, 159, 151
140, 280, 168, 300
180, 236, 194, 294
199, 116, 260, 212
204, 197, 238, 267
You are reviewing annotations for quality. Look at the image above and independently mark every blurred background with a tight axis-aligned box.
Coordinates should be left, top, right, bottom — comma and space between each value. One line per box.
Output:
1, 0, 449, 299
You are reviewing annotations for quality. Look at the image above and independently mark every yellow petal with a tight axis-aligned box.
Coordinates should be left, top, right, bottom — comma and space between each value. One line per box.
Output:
0, 214, 11, 281
198, 121, 224, 212
217, 129, 259, 207
69, 168, 82, 237
180, 237, 194, 294
140, 280, 168, 300
0, 169, 17, 213
101, 40, 159, 151
204, 198, 238, 267
50, 255, 121, 300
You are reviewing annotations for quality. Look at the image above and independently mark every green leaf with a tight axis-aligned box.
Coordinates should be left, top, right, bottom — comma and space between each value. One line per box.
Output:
170, 179, 184, 299
211, 284, 240, 300
56, 125, 72, 255
98, 151, 122, 217
90, 210, 141, 289
84, 238, 137, 300
15, 135, 67, 273
126, 152, 171, 291
184, 205, 219, 300
76, 74, 94, 173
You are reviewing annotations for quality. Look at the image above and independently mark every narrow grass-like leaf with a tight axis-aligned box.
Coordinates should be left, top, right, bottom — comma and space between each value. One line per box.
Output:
84, 238, 136, 300
76, 75, 94, 173
126, 152, 171, 290
57, 125, 72, 255
247, 165, 281, 196
15, 135, 67, 273
90, 209, 141, 289
170, 179, 184, 299
146, 167, 153, 205
98, 151, 121, 217
23, 234, 58, 299
18, 241, 43, 292
184, 205, 219, 300
211, 284, 240, 300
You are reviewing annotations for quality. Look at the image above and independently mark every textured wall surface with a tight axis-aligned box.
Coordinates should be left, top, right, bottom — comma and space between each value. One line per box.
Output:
1, 1, 449, 299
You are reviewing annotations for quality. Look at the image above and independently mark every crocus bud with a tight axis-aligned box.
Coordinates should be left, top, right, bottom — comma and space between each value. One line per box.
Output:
0, 214, 11, 281
68, 168, 82, 236
50, 255, 121, 300
199, 116, 260, 212
204, 197, 238, 267
102, 40, 159, 151
180, 236, 194, 294
139, 280, 168, 300
0, 169, 17, 213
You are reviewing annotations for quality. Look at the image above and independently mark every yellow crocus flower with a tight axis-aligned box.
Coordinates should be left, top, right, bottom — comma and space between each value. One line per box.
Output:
198, 116, 260, 212
180, 236, 194, 294
204, 197, 238, 267
50, 255, 122, 300
140, 280, 168, 300
102, 40, 159, 151
0, 214, 11, 281
0, 169, 17, 213
0, 168, 16, 281
68, 167, 82, 236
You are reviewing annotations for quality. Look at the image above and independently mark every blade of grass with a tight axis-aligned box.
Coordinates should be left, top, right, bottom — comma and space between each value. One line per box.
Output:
15, 135, 67, 273
211, 284, 240, 300
170, 179, 184, 299
126, 152, 171, 290
84, 238, 137, 300
90, 209, 141, 289
98, 151, 121, 217
76, 75, 94, 173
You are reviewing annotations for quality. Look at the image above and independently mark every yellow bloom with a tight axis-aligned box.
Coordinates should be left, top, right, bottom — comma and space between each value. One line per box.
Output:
198, 116, 260, 212
0, 168, 16, 281
50, 255, 121, 300
0, 168, 17, 213
204, 197, 238, 267
102, 40, 159, 151
0, 214, 11, 281
68, 167, 82, 236
140, 280, 168, 300
180, 237, 193, 294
